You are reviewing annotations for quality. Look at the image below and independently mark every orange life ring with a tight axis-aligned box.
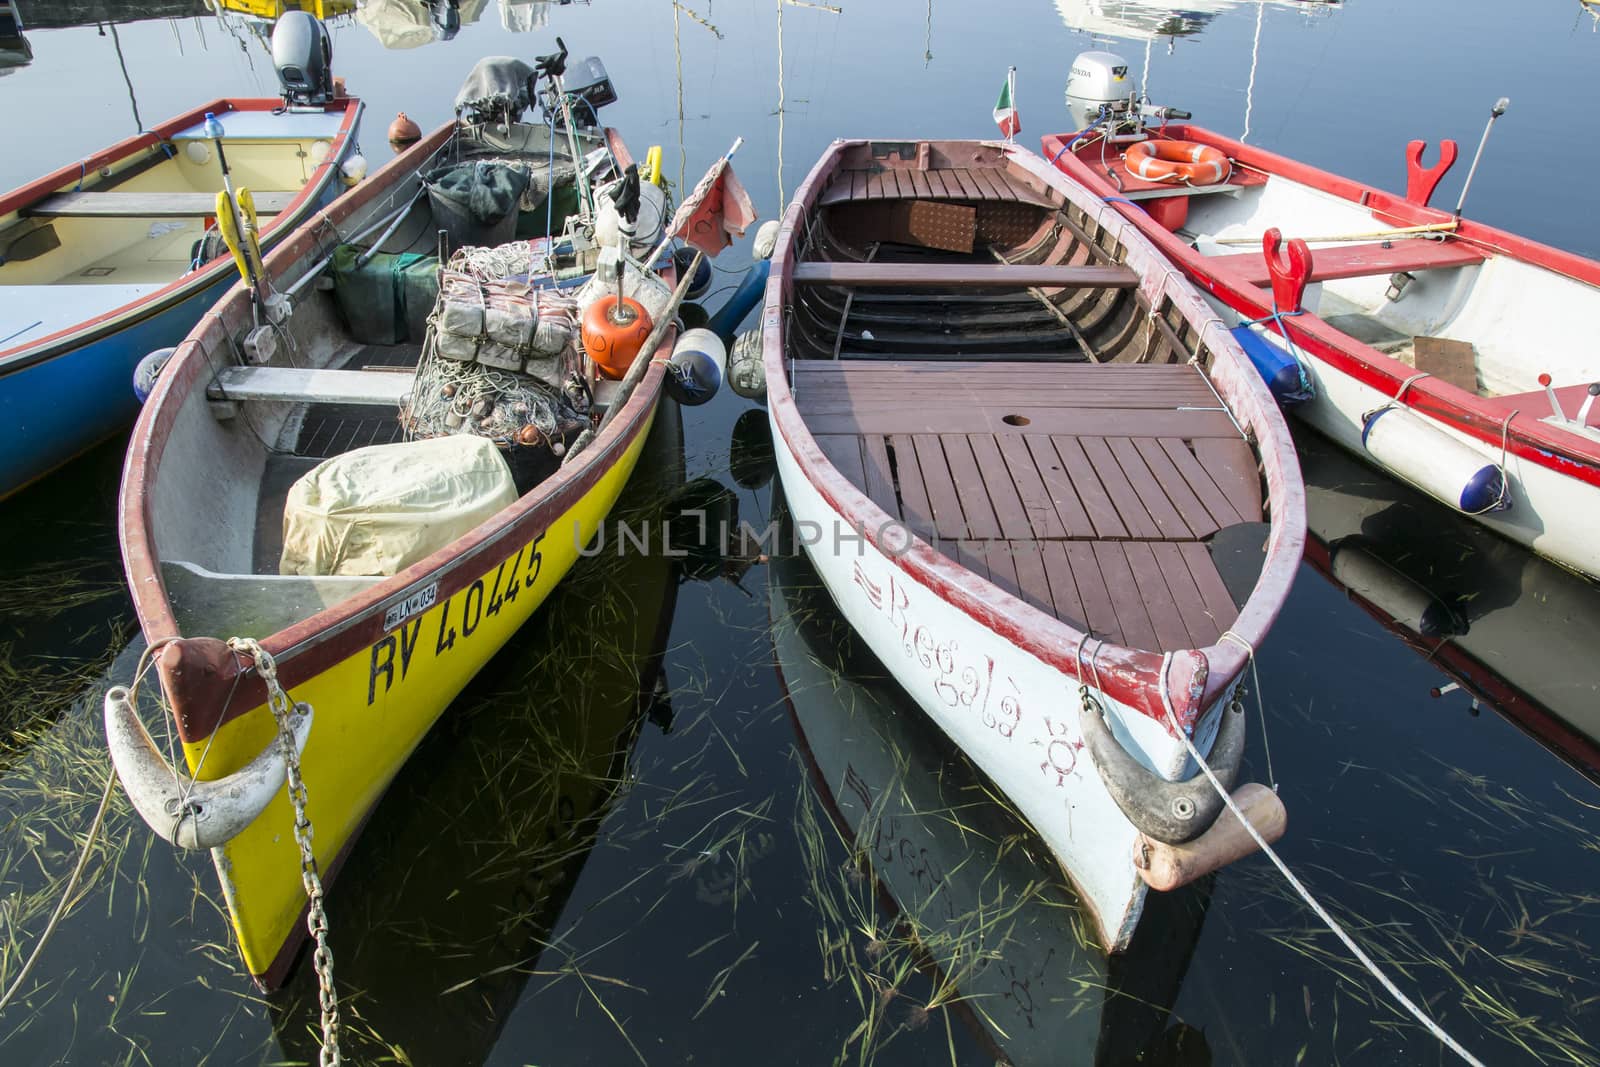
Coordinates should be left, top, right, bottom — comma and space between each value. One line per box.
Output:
1123, 140, 1231, 186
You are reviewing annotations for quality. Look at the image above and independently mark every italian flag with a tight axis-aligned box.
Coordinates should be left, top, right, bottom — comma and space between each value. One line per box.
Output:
993, 68, 1020, 138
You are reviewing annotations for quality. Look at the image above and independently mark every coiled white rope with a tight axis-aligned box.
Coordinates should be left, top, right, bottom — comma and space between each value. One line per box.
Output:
1157, 651, 1486, 1066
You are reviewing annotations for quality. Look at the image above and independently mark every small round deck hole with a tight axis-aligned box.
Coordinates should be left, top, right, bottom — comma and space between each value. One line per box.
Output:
1002, 414, 1031, 427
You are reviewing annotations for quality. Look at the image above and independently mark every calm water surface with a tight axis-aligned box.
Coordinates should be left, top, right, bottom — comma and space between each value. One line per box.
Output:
2, 1, 1599, 1064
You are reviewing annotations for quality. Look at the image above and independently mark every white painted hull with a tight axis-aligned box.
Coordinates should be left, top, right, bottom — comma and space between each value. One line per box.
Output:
771, 414, 1233, 952
1240, 317, 1600, 579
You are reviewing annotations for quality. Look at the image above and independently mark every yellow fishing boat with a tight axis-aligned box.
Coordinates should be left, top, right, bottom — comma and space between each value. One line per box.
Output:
105, 48, 695, 989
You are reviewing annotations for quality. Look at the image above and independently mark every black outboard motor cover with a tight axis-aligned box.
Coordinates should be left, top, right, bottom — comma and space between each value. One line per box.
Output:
271, 11, 333, 109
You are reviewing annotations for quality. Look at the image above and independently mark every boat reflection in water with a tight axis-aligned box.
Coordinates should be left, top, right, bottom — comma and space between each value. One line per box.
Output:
771, 510, 1212, 1066
1299, 426, 1600, 783
1053, 0, 1339, 42
357, 0, 488, 49
269, 405, 683, 1065
0, 0, 30, 73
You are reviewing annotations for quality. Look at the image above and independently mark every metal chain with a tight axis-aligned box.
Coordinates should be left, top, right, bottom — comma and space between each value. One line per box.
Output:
227, 637, 341, 1067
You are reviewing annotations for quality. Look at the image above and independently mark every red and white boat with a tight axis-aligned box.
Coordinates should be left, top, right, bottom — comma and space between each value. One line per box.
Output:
761, 138, 1300, 951
1044, 51, 1600, 579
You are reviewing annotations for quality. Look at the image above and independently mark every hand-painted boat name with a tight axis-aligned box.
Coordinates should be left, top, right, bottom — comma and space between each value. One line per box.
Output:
367, 532, 546, 705
852, 561, 1023, 739
381, 582, 438, 632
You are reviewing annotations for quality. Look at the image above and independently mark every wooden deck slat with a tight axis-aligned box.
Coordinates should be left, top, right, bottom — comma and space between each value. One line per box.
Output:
998, 435, 1068, 538
1023, 436, 1096, 538
1150, 541, 1224, 647
968, 435, 1034, 540
1065, 542, 1120, 642
907, 170, 933, 198
815, 435, 869, 500
925, 171, 952, 198
1078, 436, 1161, 539
850, 171, 867, 200
1158, 437, 1245, 528
1107, 436, 1193, 540
913, 434, 969, 539
888, 434, 936, 541
1050, 436, 1126, 539
1092, 542, 1161, 651
968, 168, 1005, 200
947, 169, 984, 199
1039, 542, 1087, 631
860, 434, 900, 517
973, 540, 1022, 601
952, 540, 990, 583
938, 434, 1002, 540
1008, 542, 1055, 614
1135, 438, 1220, 539
1179, 541, 1243, 632
1194, 437, 1263, 521
1123, 541, 1193, 651
865, 173, 887, 199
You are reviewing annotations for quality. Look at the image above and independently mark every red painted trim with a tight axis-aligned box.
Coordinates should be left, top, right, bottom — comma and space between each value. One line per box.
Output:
0, 98, 362, 367
1041, 126, 1600, 482
763, 139, 1306, 730
120, 122, 667, 743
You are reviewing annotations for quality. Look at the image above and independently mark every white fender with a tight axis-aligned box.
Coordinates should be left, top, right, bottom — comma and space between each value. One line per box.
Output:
103, 685, 312, 850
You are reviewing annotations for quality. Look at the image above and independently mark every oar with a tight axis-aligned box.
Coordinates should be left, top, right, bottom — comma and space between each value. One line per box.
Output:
204, 112, 264, 327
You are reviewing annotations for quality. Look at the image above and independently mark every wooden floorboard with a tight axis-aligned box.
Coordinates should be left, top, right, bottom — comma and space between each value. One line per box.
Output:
793, 359, 1257, 650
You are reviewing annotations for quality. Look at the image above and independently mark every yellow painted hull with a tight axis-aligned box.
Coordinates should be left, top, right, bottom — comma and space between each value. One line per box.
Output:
182, 410, 656, 980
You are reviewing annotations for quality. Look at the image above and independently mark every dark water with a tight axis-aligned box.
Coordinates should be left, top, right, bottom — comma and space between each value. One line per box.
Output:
3, 2, 1600, 1064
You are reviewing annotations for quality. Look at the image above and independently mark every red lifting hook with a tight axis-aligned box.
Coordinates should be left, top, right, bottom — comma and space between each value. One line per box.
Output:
1404, 139, 1459, 207
1261, 228, 1313, 315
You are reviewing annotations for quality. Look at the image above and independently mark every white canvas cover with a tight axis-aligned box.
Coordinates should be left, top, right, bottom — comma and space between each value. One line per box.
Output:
280, 436, 518, 578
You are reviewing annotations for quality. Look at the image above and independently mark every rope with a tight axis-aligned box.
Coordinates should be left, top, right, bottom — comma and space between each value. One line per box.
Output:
1219, 630, 1275, 791
226, 638, 340, 1067
1155, 652, 1486, 1067
1467, 409, 1518, 515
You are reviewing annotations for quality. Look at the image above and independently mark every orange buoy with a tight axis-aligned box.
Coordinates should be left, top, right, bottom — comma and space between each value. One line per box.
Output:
388, 111, 421, 151
582, 296, 655, 380
1123, 139, 1230, 186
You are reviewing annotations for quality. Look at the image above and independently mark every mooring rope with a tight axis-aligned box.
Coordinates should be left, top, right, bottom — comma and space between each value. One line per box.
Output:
1156, 652, 1487, 1066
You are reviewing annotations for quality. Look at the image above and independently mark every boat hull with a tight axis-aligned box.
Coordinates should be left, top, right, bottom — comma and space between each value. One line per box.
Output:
195, 413, 654, 985
0, 271, 227, 497
770, 412, 1230, 952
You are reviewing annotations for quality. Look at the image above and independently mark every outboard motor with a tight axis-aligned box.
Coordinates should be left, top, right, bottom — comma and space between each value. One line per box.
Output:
1065, 50, 1133, 132
271, 11, 333, 110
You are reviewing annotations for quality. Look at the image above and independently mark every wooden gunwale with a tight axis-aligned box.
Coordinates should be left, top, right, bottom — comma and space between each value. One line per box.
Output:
121, 122, 667, 743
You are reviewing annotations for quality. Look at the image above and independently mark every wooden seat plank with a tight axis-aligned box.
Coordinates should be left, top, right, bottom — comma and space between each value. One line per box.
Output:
860, 434, 900, 518
208, 366, 414, 406
912, 435, 969, 539
1123, 541, 1194, 651
1051, 436, 1127, 539
888, 434, 937, 541
800, 407, 1235, 439
1038, 542, 1087, 630
1107, 437, 1193, 540
30, 190, 295, 218
997, 435, 1068, 538
938, 434, 1002, 539
1179, 541, 1242, 631
1078, 437, 1161, 539
1158, 438, 1245, 528
969, 435, 1034, 540
1135, 438, 1220, 539
1193, 438, 1262, 521
1150, 541, 1226, 647
1208, 238, 1485, 287
791, 262, 1141, 289
1092, 542, 1161, 651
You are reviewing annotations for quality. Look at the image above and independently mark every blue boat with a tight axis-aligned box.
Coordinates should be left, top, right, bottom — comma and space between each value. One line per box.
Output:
0, 95, 363, 499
